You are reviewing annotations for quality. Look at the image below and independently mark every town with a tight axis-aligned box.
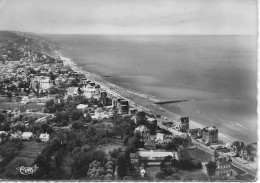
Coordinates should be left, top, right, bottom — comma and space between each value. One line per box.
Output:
0, 31, 257, 181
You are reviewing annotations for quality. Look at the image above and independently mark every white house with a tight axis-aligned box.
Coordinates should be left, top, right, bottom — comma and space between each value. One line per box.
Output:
67, 87, 79, 96
39, 77, 53, 91
91, 107, 109, 119
39, 133, 50, 142
21, 132, 33, 140
82, 84, 100, 99
76, 104, 88, 110
21, 96, 29, 104
156, 133, 165, 141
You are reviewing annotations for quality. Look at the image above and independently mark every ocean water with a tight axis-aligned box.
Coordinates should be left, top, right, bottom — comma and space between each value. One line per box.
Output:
46, 35, 257, 143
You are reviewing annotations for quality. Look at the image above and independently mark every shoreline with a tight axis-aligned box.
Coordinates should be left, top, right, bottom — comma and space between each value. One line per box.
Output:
57, 51, 247, 145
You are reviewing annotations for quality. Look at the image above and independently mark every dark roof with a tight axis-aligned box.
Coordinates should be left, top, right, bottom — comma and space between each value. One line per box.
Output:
145, 139, 155, 147
216, 156, 232, 164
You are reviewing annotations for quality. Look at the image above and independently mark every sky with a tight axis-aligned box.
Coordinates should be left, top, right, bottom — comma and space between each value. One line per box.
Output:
0, 0, 257, 35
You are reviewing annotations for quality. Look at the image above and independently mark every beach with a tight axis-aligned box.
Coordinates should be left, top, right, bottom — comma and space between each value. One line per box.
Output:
58, 53, 249, 145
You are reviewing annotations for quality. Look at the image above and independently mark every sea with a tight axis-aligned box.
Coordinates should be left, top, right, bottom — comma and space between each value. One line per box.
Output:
46, 35, 257, 143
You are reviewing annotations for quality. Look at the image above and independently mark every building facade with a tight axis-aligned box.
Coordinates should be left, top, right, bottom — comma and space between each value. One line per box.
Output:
215, 156, 232, 176
202, 126, 218, 144
134, 125, 150, 142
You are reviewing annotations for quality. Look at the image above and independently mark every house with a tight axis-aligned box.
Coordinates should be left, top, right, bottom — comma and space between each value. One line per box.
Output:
215, 156, 232, 176
39, 77, 53, 91
202, 126, 218, 144
76, 104, 88, 110
21, 132, 33, 140
188, 128, 202, 139
177, 117, 189, 132
144, 139, 156, 150
134, 125, 150, 143
230, 141, 245, 156
82, 84, 100, 99
67, 87, 79, 96
130, 153, 139, 164
39, 133, 50, 142
91, 107, 109, 119
156, 132, 165, 141
241, 143, 257, 161
118, 100, 129, 114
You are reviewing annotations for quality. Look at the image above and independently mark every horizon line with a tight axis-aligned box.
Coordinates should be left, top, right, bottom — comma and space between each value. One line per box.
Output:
0, 29, 256, 37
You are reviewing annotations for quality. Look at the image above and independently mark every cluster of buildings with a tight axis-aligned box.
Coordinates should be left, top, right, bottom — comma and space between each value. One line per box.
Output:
230, 141, 257, 161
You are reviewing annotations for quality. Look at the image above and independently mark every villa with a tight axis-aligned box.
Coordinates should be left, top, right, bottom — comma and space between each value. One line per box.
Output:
201, 126, 218, 144
134, 125, 150, 143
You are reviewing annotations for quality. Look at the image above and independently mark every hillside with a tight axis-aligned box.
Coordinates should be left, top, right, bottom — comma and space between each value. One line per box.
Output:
0, 31, 60, 61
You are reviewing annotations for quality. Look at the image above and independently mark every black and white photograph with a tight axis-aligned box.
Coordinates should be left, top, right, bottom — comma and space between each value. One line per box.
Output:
0, 0, 257, 181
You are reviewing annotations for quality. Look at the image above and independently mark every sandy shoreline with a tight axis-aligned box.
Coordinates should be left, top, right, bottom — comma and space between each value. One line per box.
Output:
57, 52, 244, 145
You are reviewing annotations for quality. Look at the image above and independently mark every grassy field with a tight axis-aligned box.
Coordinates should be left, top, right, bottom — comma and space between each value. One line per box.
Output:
1, 141, 47, 179
0, 102, 44, 111
186, 148, 213, 162
0, 102, 24, 110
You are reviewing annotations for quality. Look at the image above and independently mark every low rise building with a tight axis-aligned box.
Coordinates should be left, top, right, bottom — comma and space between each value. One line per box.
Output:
21, 132, 33, 140
188, 128, 202, 139
144, 139, 156, 150
77, 104, 88, 110
137, 149, 181, 166
39, 133, 50, 142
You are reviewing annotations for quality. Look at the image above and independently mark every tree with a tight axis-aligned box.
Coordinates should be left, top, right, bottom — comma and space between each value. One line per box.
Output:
155, 171, 166, 180
164, 141, 178, 151
84, 113, 92, 123
160, 156, 174, 176
69, 79, 78, 87
71, 110, 83, 121
72, 121, 83, 130
0, 113, 6, 123
41, 123, 49, 133
48, 86, 58, 94
205, 160, 217, 180
117, 152, 128, 178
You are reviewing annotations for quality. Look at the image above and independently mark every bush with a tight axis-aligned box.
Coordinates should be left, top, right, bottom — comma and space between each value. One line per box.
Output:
155, 171, 166, 179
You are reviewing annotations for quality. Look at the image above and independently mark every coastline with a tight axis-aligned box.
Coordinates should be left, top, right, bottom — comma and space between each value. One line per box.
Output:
57, 51, 245, 145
